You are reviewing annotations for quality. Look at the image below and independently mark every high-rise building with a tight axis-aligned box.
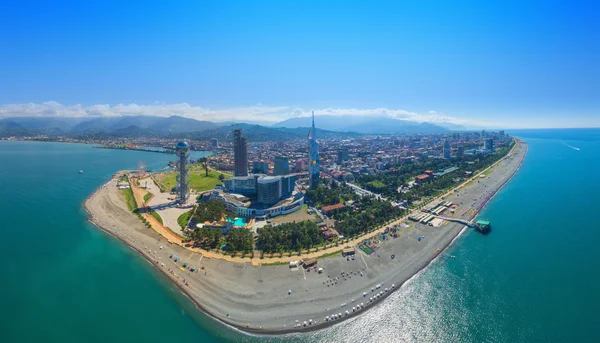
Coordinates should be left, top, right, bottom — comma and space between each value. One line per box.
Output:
457, 145, 465, 157
252, 161, 269, 174
337, 148, 349, 164
484, 138, 494, 152
175, 141, 190, 204
233, 129, 248, 177
277, 141, 285, 150
443, 139, 451, 159
308, 111, 320, 189
211, 138, 219, 148
257, 176, 282, 205
273, 156, 289, 176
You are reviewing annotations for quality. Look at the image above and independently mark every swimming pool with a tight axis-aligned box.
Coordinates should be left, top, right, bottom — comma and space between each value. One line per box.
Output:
226, 216, 246, 227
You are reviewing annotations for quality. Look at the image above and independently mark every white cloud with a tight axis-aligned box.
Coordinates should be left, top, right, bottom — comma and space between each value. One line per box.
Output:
286, 107, 471, 125
0, 101, 484, 126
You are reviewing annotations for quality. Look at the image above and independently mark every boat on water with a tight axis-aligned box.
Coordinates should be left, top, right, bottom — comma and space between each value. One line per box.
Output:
79, 170, 83, 174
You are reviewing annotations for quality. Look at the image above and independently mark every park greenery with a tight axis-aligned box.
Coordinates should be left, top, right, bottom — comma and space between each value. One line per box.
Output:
333, 197, 403, 237
191, 200, 226, 224
121, 187, 137, 212
185, 200, 253, 253
355, 143, 512, 203
188, 227, 222, 249
224, 228, 253, 252
177, 208, 194, 230
257, 221, 325, 253
156, 165, 230, 193
307, 182, 359, 206
149, 209, 163, 225
143, 192, 152, 203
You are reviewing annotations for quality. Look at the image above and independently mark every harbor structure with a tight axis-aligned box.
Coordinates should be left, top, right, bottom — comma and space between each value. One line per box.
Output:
233, 129, 248, 177
175, 140, 190, 204
475, 219, 491, 233
308, 111, 320, 189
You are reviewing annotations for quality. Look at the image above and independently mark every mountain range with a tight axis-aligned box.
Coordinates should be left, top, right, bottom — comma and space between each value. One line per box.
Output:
0, 115, 464, 140
272, 115, 465, 133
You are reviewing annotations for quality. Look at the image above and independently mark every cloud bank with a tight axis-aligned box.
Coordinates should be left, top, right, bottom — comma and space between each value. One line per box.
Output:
0, 101, 474, 126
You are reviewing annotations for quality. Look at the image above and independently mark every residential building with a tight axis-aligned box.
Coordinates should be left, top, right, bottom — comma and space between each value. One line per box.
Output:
274, 156, 290, 176
233, 129, 248, 176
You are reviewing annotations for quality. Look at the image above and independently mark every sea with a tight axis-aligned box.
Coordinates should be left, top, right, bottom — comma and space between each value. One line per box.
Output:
1, 129, 599, 343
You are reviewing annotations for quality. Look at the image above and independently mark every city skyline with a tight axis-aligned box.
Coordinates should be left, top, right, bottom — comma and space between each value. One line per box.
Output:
1, 1, 598, 129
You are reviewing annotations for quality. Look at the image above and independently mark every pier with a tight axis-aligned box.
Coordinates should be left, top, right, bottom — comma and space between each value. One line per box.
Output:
434, 216, 491, 234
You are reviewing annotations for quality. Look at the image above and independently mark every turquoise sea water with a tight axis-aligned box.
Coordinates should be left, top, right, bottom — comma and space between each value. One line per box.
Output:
1, 131, 599, 342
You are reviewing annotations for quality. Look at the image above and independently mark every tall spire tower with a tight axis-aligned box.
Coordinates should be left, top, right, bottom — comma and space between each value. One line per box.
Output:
308, 110, 320, 189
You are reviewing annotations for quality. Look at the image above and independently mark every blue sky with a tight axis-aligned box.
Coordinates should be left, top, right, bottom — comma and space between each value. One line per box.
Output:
0, 0, 598, 128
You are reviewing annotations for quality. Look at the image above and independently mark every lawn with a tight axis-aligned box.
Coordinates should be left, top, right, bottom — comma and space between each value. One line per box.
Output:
121, 188, 137, 212
178, 208, 195, 229
150, 209, 163, 225
143, 192, 152, 203
269, 206, 321, 224
156, 169, 230, 193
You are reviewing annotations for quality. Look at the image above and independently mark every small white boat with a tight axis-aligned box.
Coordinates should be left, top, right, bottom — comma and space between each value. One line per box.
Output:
79, 170, 83, 174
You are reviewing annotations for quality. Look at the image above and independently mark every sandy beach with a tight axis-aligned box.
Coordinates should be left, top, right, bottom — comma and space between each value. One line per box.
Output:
84, 139, 527, 335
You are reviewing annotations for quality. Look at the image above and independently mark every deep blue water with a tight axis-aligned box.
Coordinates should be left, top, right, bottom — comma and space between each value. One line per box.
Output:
1, 131, 599, 342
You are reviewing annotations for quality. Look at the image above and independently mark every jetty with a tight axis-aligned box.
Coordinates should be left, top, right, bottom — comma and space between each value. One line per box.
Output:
434, 216, 491, 234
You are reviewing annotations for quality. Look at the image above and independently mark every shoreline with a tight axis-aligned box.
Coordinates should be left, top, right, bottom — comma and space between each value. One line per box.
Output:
83, 139, 527, 336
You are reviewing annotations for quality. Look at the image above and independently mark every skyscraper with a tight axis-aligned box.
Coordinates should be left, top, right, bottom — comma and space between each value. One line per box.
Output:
233, 129, 248, 177
337, 148, 349, 164
457, 145, 465, 157
484, 138, 494, 152
273, 156, 289, 176
308, 111, 320, 189
175, 141, 190, 204
443, 139, 451, 159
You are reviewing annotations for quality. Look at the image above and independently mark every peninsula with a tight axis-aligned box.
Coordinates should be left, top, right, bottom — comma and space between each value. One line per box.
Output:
84, 133, 527, 334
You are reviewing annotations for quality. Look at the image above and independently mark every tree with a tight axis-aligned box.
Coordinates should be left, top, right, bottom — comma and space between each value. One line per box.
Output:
192, 200, 226, 224
219, 173, 225, 181
257, 221, 325, 253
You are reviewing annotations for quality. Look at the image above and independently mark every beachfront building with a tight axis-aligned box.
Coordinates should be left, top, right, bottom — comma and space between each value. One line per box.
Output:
209, 189, 304, 220
175, 140, 190, 204
211, 173, 306, 219
257, 176, 281, 205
